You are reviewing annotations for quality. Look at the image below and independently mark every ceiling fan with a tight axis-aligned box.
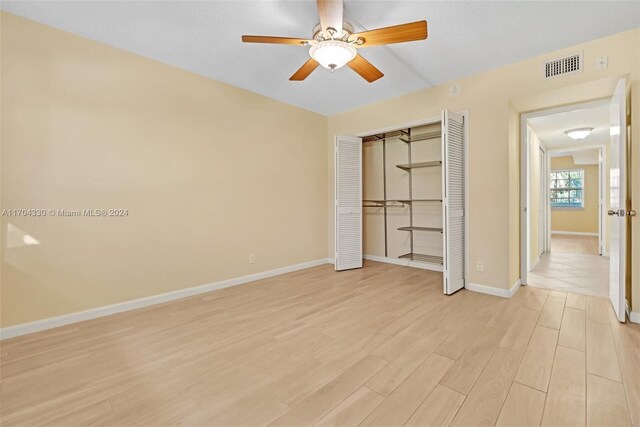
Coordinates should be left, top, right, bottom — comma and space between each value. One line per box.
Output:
241, 0, 428, 83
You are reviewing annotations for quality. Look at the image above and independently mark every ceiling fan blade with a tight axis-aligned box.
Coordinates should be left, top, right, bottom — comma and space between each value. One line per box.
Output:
348, 54, 384, 83
350, 20, 428, 47
290, 58, 320, 81
241, 35, 311, 45
317, 0, 343, 36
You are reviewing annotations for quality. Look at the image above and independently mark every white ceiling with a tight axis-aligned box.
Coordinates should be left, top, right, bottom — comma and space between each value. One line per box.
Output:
2, 1, 639, 115
529, 104, 610, 150
550, 148, 600, 165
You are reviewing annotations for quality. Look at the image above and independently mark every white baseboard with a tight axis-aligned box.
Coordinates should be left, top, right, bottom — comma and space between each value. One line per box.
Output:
0, 258, 332, 340
466, 279, 520, 299
363, 254, 443, 272
551, 231, 598, 236
510, 279, 522, 296
630, 311, 640, 324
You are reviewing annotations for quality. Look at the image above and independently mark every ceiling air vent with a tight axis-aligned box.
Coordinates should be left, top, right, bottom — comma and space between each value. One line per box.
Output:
544, 53, 583, 78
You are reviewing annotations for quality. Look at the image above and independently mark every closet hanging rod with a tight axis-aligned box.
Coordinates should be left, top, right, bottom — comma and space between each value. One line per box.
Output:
397, 199, 442, 203
362, 199, 409, 208
400, 131, 442, 143
362, 129, 408, 143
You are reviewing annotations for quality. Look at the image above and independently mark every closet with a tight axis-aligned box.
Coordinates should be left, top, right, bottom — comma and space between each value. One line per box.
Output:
335, 110, 466, 295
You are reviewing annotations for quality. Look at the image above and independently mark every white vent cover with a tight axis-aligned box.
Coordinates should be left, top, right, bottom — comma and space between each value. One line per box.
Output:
544, 53, 583, 78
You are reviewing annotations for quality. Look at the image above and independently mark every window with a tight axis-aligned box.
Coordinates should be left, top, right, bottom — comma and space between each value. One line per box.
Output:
550, 169, 584, 208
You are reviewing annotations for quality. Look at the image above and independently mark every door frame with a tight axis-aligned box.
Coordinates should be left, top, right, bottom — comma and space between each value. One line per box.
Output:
347, 111, 469, 284
520, 99, 609, 285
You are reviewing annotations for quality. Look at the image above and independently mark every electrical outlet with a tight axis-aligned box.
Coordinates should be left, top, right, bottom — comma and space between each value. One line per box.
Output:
476, 261, 484, 272
249, 254, 256, 264
596, 55, 608, 70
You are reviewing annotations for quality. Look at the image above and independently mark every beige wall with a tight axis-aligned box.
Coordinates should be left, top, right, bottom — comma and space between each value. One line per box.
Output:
2, 13, 640, 327
328, 28, 640, 303
550, 156, 600, 234
0, 13, 328, 327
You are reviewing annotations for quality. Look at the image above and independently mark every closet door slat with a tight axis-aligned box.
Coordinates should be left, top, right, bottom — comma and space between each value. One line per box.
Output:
442, 111, 465, 294
335, 135, 363, 271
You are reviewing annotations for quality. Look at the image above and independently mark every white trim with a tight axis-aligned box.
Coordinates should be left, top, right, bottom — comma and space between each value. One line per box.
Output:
466, 279, 521, 299
353, 115, 442, 138
551, 231, 598, 236
0, 258, 331, 340
630, 311, 640, 324
510, 279, 522, 297
363, 254, 443, 272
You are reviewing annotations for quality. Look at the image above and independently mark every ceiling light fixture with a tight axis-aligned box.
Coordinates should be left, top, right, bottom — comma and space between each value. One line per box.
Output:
309, 40, 357, 71
565, 127, 593, 140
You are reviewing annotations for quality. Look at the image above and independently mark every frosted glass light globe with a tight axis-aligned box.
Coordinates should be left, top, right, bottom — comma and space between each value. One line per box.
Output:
309, 41, 357, 70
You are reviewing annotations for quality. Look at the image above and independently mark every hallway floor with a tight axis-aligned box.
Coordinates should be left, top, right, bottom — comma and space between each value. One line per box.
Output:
529, 235, 608, 298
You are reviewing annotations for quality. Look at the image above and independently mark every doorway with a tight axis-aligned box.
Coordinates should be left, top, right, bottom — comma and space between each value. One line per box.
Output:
521, 101, 610, 298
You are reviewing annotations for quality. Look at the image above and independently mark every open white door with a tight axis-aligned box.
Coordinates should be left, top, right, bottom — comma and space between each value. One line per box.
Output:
442, 110, 465, 294
538, 146, 546, 256
608, 79, 627, 322
335, 135, 362, 271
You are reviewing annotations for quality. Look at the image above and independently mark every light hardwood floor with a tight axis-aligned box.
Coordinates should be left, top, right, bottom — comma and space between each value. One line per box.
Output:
550, 234, 600, 255
530, 235, 609, 298
1, 261, 638, 426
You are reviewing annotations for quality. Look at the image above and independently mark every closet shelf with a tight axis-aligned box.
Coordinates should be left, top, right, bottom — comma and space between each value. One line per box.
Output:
400, 131, 442, 143
396, 161, 442, 172
399, 253, 444, 264
398, 226, 443, 233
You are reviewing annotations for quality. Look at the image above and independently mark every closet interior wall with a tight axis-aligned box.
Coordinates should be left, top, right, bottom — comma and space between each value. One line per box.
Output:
363, 122, 443, 269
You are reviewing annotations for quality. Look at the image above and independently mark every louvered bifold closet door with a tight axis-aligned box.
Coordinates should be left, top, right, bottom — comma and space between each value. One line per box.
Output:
335, 135, 363, 271
442, 111, 465, 294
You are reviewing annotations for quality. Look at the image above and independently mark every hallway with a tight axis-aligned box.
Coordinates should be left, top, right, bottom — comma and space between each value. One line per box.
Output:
529, 235, 608, 298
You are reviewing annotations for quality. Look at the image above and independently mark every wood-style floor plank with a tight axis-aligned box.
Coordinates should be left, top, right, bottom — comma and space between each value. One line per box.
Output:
450, 347, 522, 426
586, 374, 632, 427
406, 384, 465, 427
558, 307, 586, 352
496, 382, 546, 427
360, 353, 454, 427
586, 295, 611, 325
270, 355, 386, 426
586, 320, 622, 382
314, 387, 384, 427
439, 326, 504, 395
366, 327, 450, 397
608, 319, 640, 426
1, 261, 638, 427
566, 292, 586, 310
514, 325, 559, 392
499, 307, 540, 352
541, 345, 586, 427
537, 293, 566, 330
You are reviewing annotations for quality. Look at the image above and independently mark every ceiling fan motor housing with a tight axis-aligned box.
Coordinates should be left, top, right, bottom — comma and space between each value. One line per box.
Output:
312, 22, 355, 42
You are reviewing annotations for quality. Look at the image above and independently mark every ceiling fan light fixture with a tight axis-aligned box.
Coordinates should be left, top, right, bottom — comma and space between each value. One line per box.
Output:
565, 127, 593, 140
309, 40, 357, 71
